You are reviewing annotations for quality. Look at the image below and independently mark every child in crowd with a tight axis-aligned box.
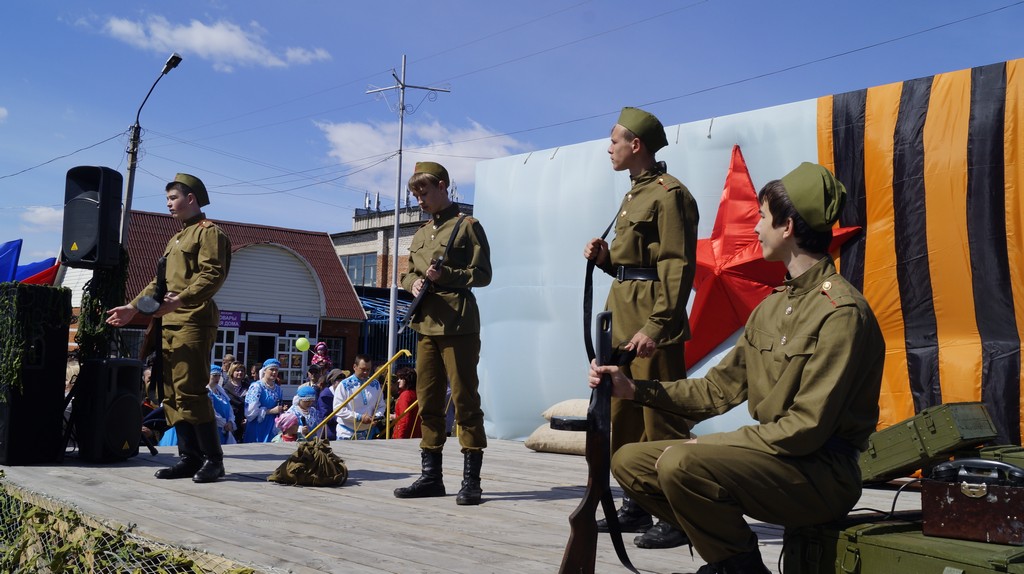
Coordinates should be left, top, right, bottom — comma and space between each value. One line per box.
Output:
272, 412, 304, 443
311, 341, 333, 370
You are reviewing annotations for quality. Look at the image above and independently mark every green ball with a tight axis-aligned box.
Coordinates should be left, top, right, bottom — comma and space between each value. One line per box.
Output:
295, 337, 310, 352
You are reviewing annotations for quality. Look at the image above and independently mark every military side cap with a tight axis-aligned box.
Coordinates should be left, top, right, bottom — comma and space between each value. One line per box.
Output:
414, 161, 449, 184
781, 163, 846, 232
172, 173, 210, 207
617, 107, 668, 153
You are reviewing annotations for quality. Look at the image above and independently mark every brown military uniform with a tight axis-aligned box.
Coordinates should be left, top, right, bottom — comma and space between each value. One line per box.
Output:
133, 213, 231, 426
598, 166, 699, 451
612, 257, 885, 562
401, 203, 491, 452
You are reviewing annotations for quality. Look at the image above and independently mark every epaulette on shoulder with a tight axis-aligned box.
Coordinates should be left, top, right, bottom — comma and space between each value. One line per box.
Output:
656, 173, 683, 193
199, 219, 215, 228
819, 277, 856, 308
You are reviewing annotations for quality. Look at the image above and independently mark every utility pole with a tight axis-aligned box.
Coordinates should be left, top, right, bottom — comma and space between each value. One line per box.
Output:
366, 55, 449, 365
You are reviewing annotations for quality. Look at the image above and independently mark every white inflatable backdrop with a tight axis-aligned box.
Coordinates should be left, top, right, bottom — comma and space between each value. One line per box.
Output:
473, 99, 820, 440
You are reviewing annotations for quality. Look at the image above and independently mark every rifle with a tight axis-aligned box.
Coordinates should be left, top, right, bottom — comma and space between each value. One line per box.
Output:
138, 257, 167, 405
398, 215, 466, 334
557, 311, 639, 574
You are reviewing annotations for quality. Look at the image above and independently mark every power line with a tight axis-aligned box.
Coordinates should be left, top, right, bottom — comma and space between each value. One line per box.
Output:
0, 132, 125, 181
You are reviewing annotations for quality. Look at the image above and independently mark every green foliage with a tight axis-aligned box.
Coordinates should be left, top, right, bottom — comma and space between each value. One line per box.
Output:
0, 486, 252, 573
75, 249, 129, 361
0, 283, 72, 402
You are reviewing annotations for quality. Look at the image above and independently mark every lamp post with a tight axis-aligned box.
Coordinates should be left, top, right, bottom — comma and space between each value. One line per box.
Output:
120, 52, 182, 245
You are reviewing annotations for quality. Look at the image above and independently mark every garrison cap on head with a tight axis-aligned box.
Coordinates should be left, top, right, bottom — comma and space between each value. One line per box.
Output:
780, 163, 847, 232
617, 107, 668, 153
170, 173, 210, 207
413, 162, 450, 185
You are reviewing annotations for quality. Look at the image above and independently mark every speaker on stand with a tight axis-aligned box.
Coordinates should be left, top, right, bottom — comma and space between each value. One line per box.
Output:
70, 358, 143, 463
0, 285, 71, 465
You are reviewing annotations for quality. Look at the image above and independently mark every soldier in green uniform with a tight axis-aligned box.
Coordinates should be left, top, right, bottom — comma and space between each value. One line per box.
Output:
393, 161, 492, 506
590, 163, 885, 573
583, 106, 698, 547
107, 173, 231, 484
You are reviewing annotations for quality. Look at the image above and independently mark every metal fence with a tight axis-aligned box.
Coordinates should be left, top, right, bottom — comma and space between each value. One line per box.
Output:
358, 295, 416, 369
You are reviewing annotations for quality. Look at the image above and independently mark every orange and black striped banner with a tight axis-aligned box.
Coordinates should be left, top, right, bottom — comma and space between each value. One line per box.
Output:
820, 59, 1024, 444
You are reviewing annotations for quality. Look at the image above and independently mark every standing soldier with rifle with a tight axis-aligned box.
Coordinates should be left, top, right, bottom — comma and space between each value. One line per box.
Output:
393, 161, 492, 505
582, 107, 699, 549
107, 173, 231, 483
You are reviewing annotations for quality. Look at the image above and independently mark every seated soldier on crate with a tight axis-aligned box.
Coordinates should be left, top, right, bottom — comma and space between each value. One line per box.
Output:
589, 163, 885, 574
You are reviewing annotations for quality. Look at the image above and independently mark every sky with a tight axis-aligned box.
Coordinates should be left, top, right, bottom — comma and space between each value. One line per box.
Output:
1, 0, 1022, 263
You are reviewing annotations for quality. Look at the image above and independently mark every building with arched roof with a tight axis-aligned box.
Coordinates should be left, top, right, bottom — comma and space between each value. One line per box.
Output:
59, 211, 366, 394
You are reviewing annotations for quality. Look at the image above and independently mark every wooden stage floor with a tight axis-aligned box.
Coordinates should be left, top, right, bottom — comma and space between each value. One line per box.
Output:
1, 438, 921, 574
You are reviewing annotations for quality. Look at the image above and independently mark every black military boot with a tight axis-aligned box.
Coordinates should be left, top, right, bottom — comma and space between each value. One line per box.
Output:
634, 519, 689, 549
192, 421, 225, 483
692, 547, 771, 574
154, 422, 202, 479
597, 496, 654, 533
456, 450, 483, 506
394, 449, 446, 498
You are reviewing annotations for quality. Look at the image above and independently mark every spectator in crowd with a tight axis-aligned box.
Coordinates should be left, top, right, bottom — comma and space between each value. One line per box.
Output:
208, 365, 236, 444
271, 412, 303, 443
243, 358, 287, 443
249, 364, 259, 383
311, 341, 333, 370
222, 361, 248, 442
333, 355, 385, 440
391, 366, 422, 439
287, 385, 323, 439
317, 368, 345, 440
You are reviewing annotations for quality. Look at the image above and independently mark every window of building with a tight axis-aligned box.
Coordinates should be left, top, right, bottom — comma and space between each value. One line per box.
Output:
320, 337, 345, 369
341, 252, 377, 287
213, 328, 238, 366
277, 331, 310, 386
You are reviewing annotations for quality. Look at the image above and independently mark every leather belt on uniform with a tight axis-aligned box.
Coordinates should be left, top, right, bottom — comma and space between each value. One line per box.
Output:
824, 436, 860, 460
616, 266, 659, 282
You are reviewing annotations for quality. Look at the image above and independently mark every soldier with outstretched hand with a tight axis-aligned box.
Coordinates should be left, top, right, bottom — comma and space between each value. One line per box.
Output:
107, 173, 231, 483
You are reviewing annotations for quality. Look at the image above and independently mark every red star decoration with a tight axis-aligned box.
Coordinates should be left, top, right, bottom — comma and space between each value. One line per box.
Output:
684, 144, 860, 370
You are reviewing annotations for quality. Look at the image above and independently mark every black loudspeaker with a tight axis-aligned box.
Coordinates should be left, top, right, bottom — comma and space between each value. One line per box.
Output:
60, 165, 123, 269
0, 286, 70, 465
73, 358, 142, 462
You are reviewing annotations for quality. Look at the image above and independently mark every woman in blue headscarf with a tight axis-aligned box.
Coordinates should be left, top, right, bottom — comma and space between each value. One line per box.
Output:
242, 358, 287, 442
208, 365, 237, 444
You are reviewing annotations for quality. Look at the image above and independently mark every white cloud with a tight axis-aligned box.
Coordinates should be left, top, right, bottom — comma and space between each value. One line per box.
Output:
20, 206, 64, 233
315, 118, 530, 197
285, 47, 331, 65
0, 107, 8, 123
103, 15, 330, 72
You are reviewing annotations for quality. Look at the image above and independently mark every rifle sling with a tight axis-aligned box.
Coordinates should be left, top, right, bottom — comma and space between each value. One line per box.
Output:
582, 213, 640, 574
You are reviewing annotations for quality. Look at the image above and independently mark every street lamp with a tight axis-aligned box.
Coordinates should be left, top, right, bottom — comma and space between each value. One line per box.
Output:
119, 52, 182, 245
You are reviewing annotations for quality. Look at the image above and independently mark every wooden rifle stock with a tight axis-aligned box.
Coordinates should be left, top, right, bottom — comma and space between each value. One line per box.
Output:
559, 311, 638, 574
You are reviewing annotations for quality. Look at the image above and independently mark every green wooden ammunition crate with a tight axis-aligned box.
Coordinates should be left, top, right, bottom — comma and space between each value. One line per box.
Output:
859, 402, 997, 483
785, 514, 1024, 573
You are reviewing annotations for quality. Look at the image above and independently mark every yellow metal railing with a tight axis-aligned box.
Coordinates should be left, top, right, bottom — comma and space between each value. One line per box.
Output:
306, 349, 411, 439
